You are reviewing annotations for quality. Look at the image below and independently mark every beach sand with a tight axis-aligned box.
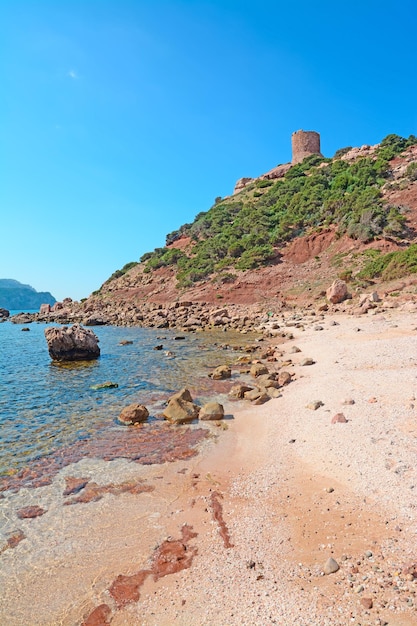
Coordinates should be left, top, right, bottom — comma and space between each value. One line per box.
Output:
1, 309, 416, 625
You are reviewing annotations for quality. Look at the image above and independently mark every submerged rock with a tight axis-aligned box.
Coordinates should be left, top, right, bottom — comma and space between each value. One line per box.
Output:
44, 324, 100, 361
91, 381, 118, 390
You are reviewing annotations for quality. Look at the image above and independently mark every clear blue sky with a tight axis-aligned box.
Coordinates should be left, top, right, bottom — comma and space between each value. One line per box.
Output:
1, 1, 416, 301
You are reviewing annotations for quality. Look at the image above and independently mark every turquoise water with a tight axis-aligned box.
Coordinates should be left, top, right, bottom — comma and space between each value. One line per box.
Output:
0, 320, 254, 478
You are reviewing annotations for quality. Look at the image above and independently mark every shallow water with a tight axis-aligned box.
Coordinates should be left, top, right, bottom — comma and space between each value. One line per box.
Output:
0, 320, 256, 481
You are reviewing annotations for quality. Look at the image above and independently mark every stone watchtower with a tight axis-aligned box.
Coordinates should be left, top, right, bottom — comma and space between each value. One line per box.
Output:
291, 130, 322, 164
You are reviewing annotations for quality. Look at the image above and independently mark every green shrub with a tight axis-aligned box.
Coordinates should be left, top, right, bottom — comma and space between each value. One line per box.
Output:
406, 162, 417, 181
357, 244, 417, 281
334, 147, 352, 158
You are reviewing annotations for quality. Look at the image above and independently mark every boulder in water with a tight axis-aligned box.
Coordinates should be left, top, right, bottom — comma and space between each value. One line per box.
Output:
44, 324, 100, 361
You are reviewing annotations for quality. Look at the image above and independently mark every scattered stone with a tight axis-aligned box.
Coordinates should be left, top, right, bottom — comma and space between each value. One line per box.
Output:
300, 357, 315, 366
290, 346, 301, 353
91, 381, 118, 390
342, 398, 355, 405
331, 413, 348, 424
44, 324, 100, 361
277, 371, 291, 386
326, 487, 335, 493
118, 404, 149, 425
199, 402, 225, 421
16, 505, 46, 519
314, 325, 324, 331
323, 557, 339, 574
307, 400, 324, 410
229, 384, 253, 399
163, 389, 200, 424
250, 363, 269, 377
266, 387, 282, 398
119, 340, 133, 346
21, 327, 30, 331
326, 279, 349, 304
244, 389, 270, 404
354, 584, 364, 593
365, 550, 373, 558
209, 365, 231, 380
153, 344, 163, 350
360, 597, 373, 609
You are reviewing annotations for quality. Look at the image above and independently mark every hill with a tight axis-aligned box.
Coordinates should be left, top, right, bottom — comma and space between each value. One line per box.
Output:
0, 279, 56, 311
29, 132, 417, 328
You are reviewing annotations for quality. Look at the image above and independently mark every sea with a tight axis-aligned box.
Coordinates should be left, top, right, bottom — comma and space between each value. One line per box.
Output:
0, 313, 256, 487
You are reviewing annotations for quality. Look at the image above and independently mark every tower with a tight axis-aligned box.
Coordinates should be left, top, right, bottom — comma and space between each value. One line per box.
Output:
291, 130, 322, 164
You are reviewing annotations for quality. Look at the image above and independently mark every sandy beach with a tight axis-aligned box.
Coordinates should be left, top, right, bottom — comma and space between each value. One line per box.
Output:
1, 308, 417, 626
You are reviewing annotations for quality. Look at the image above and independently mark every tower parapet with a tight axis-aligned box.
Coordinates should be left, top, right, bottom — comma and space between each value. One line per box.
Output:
291, 130, 322, 164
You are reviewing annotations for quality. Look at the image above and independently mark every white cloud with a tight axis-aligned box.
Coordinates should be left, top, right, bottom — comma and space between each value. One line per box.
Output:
68, 70, 78, 79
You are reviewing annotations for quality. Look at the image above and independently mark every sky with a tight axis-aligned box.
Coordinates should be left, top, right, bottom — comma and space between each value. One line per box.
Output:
1, 0, 416, 302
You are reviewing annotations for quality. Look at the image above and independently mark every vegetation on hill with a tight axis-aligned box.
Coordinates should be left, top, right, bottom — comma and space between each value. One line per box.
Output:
357, 244, 417, 282
106, 133, 417, 291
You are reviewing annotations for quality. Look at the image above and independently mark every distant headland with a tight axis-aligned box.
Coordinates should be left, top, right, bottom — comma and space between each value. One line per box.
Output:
0, 279, 56, 311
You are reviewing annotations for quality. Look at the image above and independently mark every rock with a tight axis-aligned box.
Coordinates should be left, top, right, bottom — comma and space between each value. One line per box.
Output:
163, 389, 199, 424
300, 358, 315, 366
244, 389, 270, 404
229, 384, 253, 399
233, 177, 253, 194
118, 404, 149, 425
250, 363, 269, 377
306, 400, 323, 410
153, 344, 163, 350
63, 477, 89, 496
90, 381, 118, 390
342, 398, 355, 405
170, 388, 194, 403
16, 505, 46, 519
323, 557, 339, 575
360, 597, 373, 609
0, 308, 10, 318
119, 340, 133, 346
278, 371, 291, 386
266, 387, 282, 398
84, 316, 108, 326
209, 365, 231, 380
289, 346, 301, 353
199, 402, 225, 420
326, 279, 349, 304
21, 327, 30, 332
39, 304, 51, 315
44, 324, 100, 361
331, 413, 348, 424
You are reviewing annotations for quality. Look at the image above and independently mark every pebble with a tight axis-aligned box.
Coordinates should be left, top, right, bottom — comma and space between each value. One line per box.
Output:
300, 357, 315, 366
306, 401, 324, 410
323, 557, 340, 575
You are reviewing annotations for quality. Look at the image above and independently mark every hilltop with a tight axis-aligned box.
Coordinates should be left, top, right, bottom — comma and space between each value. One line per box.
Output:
0, 279, 56, 311
25, 132, 417, 328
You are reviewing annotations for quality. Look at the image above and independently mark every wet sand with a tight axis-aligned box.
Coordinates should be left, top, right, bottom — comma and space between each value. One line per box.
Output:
1, 310, 417, 625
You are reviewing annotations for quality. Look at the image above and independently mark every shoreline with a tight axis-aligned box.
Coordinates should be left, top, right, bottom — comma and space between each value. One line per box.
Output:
1, 309, 417, 625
